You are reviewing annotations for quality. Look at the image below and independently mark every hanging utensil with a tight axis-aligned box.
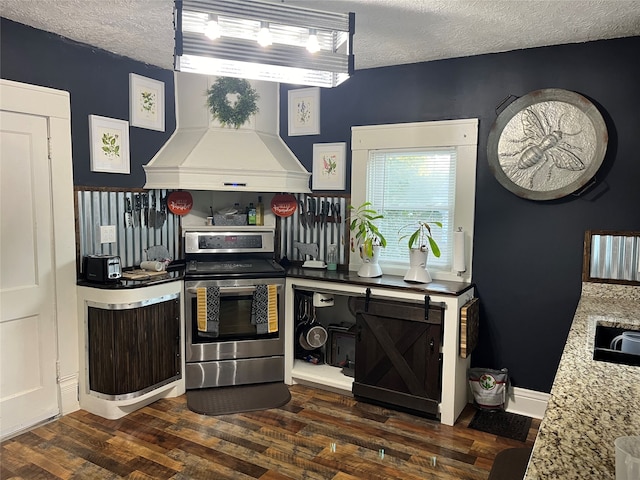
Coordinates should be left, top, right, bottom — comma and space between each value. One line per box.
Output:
298, 297, 328, 350
133, 194, 141, 227
307, 197, 316, 228
141, 193, 149, 228
148, 191, 156, 228
124, 197, 132, 227
159, 194, 167, 226
153, 191, 160, 227
319, 200, 326, 230
298, 200, 307, 229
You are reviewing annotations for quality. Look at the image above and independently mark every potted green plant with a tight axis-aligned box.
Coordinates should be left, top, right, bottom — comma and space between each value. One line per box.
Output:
348, 202, 387, 277
398, 220, 442, 257
398, 220, 442, 283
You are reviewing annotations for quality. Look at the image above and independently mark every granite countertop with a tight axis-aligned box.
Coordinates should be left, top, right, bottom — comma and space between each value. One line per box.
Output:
524, 283, 640, 479
286, 266, 473, 297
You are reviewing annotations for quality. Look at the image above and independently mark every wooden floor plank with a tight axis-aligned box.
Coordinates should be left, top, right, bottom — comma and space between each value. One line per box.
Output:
0, 385, 538, 480
107, 435, 184, 472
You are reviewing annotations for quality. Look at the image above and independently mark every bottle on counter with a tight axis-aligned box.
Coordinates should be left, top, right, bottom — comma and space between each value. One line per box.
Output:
247, 202, 256, 225
256, 196, 264, 226
327, 244, 338, 271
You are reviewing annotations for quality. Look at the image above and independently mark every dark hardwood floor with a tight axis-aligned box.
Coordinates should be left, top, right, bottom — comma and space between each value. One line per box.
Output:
1, 385, 539, 479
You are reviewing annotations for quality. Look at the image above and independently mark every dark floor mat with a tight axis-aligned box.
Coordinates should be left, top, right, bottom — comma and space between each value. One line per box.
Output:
186, 382, 291, 416
488, 447, 533, 480
468, 409, 532, 442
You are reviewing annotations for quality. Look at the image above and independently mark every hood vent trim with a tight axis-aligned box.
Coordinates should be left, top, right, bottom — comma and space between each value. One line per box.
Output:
144, 73, 310, 193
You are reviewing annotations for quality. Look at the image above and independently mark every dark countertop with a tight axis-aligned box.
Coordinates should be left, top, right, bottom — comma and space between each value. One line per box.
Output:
76, 266, 473, 297
77, 270, 183, 289
286, 267, 474, 296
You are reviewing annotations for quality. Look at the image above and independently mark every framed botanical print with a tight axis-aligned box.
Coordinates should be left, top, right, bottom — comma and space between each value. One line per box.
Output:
129, 73, 165, 131
312, 142, 346, 190
88, 115, 130, 174
288, 87, 320, 136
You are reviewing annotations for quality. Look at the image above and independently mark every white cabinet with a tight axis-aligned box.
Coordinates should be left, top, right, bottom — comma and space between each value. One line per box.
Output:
284, 276, 474, 426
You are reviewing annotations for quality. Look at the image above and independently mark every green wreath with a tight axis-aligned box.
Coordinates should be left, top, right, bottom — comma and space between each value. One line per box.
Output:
206, 77, 259, 129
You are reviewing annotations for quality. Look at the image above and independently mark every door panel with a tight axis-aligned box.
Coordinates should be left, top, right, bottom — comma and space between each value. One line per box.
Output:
0, 110, 59, 438
88, 298, 181, 396
350, 296, 443, 416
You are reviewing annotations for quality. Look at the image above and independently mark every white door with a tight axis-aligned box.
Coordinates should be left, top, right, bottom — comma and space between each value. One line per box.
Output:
0, 110, 59, 438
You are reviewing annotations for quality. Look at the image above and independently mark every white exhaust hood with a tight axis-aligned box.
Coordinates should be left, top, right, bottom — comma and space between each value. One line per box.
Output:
144, 72, 310, 193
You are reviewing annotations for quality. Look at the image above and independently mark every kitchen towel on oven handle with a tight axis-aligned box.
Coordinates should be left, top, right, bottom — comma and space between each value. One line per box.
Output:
197, 287, 220, 337
251, 285, 278, 334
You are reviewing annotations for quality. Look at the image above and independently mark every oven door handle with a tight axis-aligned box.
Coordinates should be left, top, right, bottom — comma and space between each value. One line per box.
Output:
186, 286, 262, 295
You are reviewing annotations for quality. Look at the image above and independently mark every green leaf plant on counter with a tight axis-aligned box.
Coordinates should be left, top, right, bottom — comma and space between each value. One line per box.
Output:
398, 220, 442, 257
348, 202, 387, 258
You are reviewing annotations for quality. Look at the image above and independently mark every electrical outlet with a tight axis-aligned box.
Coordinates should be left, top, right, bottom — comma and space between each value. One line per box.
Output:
100, 225, 116, 244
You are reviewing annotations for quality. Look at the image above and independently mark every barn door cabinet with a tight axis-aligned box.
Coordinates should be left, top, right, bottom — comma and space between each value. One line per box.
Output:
350, 296, 443, 416
284, 276, 474, 426
77, 281, 185, 419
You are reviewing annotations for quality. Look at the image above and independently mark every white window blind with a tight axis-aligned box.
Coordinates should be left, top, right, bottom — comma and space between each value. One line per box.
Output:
367, 148, 457, 271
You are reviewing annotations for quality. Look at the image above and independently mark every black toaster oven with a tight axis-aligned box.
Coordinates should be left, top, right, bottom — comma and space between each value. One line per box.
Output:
83, 255, 122, 282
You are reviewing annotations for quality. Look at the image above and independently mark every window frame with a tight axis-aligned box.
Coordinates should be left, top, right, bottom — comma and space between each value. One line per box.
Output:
350, 119, 478, 282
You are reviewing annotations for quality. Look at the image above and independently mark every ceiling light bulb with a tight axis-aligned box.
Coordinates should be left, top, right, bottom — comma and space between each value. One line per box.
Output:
204, 14, 220, 40
257, 22, 272, 47
306, 29, 320, 53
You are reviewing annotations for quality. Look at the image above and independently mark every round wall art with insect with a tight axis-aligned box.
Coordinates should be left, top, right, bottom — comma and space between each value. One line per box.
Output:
487, 89, 608, 201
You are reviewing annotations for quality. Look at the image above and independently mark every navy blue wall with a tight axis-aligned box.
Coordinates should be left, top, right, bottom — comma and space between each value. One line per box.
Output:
0, 18, 176, 188
3, 15, 639, 392
279, 36, 640, 392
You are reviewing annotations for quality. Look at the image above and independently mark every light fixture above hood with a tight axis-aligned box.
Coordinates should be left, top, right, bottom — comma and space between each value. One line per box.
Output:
175, 0, 355, 88
143, 72, 311, 193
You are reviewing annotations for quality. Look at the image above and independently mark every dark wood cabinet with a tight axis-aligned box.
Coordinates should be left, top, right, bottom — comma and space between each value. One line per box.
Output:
88, 296, 181, 397
350, 296, 443, 416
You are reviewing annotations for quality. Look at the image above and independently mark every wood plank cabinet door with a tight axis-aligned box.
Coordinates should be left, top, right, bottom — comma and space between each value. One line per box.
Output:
88, 297, 181, 396
350, 297, 443, 416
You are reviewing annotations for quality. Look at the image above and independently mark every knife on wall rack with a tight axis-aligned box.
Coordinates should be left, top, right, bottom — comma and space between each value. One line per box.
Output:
124, 197, 132, 227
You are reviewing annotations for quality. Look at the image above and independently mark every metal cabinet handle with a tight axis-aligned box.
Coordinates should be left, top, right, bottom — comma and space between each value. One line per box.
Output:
187, 286, 260, 295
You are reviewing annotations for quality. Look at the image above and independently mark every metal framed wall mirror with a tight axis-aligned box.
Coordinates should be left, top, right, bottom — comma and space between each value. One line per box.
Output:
487, 89, 608, 201
582, 230, 640, 285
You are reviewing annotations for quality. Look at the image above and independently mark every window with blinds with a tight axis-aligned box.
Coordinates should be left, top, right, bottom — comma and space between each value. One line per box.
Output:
351, 119, 478, 281
367, 148, 457, 271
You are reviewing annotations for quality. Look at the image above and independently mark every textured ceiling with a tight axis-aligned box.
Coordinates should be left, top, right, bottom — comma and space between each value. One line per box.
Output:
1, 0, 640, 70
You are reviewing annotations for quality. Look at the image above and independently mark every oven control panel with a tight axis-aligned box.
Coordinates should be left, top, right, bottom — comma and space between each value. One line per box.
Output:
185, 230, 275, 254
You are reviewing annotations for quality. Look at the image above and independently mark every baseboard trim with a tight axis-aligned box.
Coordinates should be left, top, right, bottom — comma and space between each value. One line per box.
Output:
506, 387, 549, 419
59, 374, 79, 415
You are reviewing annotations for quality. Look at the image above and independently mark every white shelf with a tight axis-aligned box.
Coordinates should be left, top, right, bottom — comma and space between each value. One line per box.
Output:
292, 359, 353, 394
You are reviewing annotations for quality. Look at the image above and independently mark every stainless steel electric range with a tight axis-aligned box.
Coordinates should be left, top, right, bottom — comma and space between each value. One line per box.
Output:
183, 229, 285, 390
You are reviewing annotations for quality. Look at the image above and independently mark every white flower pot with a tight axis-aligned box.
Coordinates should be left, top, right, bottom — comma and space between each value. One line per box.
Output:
357, 245, 382, 277
404, 248, 432, 283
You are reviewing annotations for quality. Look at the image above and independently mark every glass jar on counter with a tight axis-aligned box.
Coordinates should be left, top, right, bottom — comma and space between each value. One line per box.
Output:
327, 244, 338, 271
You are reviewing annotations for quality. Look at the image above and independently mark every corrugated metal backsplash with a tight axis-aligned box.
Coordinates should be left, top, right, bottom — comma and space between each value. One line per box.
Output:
279, 193, 349, 266
587, 231, 640, 283
75, 188, 180, 270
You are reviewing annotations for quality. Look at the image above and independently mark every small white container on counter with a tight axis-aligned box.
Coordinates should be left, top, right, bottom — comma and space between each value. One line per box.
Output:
140, 261, 165, 272
615, 436, 640, 480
